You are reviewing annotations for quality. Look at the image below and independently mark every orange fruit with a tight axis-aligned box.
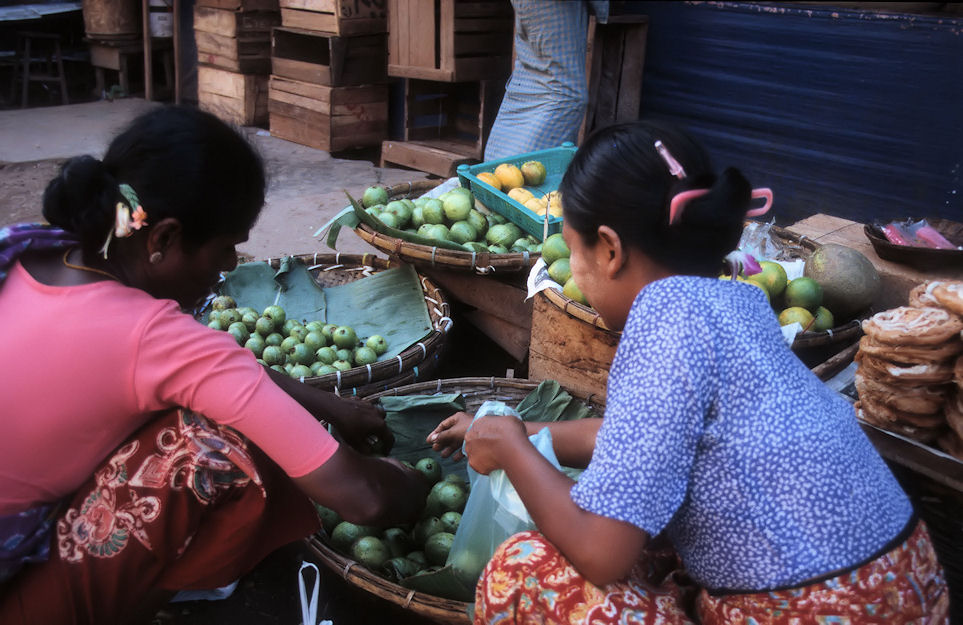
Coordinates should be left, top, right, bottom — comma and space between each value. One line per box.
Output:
494, 163, 524, 191
476, 171, 501, 191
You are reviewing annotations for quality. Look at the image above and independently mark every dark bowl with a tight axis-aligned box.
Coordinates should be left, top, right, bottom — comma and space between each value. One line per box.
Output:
864, 218, 963, 271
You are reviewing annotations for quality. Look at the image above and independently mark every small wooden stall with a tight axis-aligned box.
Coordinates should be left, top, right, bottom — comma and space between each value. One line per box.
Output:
267, 0, 390, 150
379, 0, 513, 176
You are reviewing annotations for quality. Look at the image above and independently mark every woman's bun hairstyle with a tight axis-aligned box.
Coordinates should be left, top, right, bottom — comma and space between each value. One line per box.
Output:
560, 120, 753, 276
42, 106, 265, 257
42, 155, 118, 244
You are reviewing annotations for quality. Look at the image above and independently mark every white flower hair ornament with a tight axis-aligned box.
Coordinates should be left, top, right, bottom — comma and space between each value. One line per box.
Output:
99, 183, 148, 258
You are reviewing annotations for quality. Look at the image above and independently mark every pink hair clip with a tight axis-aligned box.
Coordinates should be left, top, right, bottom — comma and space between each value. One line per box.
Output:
668, 187, 773, 226
654, 140, 686, 179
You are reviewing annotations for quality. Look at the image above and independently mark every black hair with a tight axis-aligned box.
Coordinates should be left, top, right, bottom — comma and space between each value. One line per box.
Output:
43, 106, 266, 256
559, 120, 752, 276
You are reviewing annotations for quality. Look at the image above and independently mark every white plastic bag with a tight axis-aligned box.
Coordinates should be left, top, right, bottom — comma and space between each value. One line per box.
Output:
446, 401, 562, 587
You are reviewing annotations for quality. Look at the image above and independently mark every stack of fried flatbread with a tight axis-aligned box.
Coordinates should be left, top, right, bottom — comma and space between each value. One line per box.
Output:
855, 281, 963, 454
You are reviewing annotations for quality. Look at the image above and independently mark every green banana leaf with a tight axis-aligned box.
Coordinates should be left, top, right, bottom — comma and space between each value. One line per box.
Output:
204, 257, 433, 361
380, 393, 467, 479
515, 379, 599, 422
340, 191, 469, 253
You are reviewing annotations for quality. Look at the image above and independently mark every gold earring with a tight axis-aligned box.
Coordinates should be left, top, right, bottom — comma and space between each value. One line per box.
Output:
149, 251, 163, 264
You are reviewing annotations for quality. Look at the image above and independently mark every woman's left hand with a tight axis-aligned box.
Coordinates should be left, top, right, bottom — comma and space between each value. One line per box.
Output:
463, 414, 528, 474
330, 398, 394, 455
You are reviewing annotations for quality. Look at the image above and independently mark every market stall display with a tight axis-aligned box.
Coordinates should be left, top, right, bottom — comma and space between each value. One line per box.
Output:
340, 180, 541, 274
198, 253, 451, 396
304, 376, 604, 624
456, 144, 574, 239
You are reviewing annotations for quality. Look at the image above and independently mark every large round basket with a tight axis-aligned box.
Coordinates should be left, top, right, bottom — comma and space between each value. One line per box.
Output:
303, 377, 605, 625
353, 181, 541, 274
247, 253, 452, 396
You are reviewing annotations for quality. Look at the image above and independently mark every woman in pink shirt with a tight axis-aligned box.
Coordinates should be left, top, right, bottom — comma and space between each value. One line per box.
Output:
0, 106, 429, 624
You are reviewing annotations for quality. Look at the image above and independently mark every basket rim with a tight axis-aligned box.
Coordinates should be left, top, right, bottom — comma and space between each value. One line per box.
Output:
232, 253, 452, 392
354, 181, 541, 274
304, 535, 472, 624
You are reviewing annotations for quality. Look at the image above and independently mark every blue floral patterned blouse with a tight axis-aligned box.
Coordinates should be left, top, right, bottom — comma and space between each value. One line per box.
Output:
570, 276, 913, 592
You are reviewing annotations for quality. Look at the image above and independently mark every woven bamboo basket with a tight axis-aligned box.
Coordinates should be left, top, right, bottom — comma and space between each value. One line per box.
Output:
242, 253, 452, 396
303, 376, 605, 625
353, 181, 541, 274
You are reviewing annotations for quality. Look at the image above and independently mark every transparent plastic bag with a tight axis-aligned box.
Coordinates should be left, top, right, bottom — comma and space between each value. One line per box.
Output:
446, 401, 562, 588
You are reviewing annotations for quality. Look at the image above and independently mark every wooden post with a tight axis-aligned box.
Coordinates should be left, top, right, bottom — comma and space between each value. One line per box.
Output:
142, 0, 153, 100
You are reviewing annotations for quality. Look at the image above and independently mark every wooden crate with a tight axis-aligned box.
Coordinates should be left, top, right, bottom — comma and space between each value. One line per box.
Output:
268, 77, 388, 151
271, 26, 385, 86
194, 6, 280, 38
380, 77, 502, 177
197, 0, 278, 10
195, 6, 278, 73
198, 65, 269, 126
387, 0, 513, 82
279, 0, 386, 36
528, 291, 619, 401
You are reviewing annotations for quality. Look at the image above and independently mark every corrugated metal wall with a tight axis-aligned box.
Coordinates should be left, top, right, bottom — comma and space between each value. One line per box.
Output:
631, 1, 963, 226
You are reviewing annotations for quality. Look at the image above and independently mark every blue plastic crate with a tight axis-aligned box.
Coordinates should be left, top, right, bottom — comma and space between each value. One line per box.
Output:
457, 143, 577, 241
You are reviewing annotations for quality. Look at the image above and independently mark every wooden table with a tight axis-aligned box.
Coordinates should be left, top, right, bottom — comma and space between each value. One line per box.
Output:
418, 268, 532, 364
787, 213, 963, 310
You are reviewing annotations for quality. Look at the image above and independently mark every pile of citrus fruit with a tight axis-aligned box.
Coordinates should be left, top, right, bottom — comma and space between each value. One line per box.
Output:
475, 160, 561, 219
205, 297, 388, 378
727, 261, 835, 332
314, 457, 470, 582
361, 185, 542, 254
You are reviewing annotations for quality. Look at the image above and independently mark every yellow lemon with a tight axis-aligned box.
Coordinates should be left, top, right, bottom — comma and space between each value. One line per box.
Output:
476, 171, 501, 191
524, 198, 544, 213
778, 306, 815, 330
494, 163, 525, 190
507, 187, 534, 204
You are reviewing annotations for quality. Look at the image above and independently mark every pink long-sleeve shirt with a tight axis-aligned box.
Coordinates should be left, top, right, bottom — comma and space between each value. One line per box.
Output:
0, 260, 338, 514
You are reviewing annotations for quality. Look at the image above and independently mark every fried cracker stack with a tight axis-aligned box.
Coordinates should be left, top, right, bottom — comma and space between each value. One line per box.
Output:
855, 281, 963, 448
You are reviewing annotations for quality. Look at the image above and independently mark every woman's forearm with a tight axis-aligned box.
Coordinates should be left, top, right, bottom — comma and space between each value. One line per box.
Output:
524, 418, 603, 469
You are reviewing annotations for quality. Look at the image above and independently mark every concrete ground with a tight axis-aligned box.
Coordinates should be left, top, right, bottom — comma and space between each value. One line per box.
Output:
0, 98, 463, 625
0, 98, 432, 259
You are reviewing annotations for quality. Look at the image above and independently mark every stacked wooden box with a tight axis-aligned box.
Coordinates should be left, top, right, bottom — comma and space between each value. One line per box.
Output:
380, 0, 513, 177
195, 0, 281, 126
268, 0, 389, 151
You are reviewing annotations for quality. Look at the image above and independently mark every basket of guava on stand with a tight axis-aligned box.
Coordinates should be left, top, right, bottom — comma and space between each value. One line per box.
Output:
303, 376, 604, 625
198, 253, 452, 397
326, 179, 543, 274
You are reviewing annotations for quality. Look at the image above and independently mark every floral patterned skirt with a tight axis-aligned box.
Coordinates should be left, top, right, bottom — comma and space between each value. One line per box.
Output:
475, 524, 949, 625
0, 409, 320, 625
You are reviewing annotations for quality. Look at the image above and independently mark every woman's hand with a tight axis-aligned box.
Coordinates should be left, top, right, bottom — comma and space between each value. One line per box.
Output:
426, 411, 473, 460
330, 398, 394, 455
463, 414, 528, 475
